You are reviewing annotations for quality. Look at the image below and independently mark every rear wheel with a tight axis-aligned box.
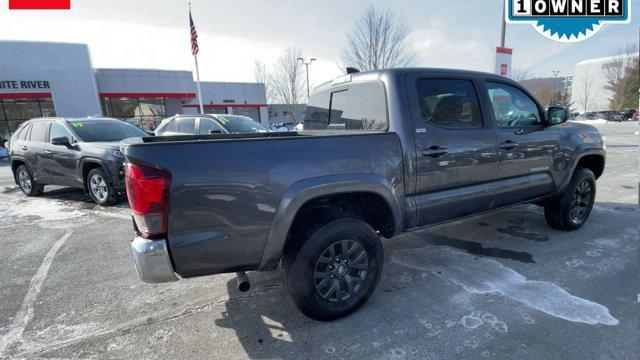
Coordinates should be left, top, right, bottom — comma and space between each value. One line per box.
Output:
87, 168, 117, 206
544, 167, 596, 231
285, 218, 383, 321
16, 164, 44, 196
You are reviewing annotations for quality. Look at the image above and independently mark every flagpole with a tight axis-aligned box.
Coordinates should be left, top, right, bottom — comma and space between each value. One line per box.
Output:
194, 53, 204, 114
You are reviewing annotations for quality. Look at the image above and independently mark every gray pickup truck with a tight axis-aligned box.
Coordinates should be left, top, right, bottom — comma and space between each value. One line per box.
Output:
122, 68, 605, 321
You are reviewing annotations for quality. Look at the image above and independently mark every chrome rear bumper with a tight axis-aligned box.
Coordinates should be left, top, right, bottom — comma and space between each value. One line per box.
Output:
130, 236, 178, 283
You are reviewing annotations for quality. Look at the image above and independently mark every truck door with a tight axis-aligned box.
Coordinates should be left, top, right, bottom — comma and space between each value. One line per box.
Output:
407, 75, 499, 226
482, 81, 562, 206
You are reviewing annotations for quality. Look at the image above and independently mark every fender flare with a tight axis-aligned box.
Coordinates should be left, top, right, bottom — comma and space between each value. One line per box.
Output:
258, 173, 403, 270
9, 156, 31, 184
557, 147, 605, 194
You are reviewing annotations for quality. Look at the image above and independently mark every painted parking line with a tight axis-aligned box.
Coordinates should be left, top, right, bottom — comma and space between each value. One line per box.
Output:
0, 230, 74, 356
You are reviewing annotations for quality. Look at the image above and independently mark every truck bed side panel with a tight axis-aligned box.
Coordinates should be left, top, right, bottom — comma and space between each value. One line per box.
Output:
124, 133, 404, 277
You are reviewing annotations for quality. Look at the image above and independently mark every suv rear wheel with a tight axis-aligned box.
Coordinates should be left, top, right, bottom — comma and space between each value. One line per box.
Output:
16, 164, 44, 196
544, 167, 596, 231
87, 168, 117, 206
285, 218, 383, 321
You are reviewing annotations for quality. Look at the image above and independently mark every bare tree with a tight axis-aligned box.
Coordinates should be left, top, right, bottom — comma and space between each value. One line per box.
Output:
271, 47, 306, 123
603, 44, 638, 110
341, 6, 416, 71
512, 68, 531, 83
576, 67, 597, 113
253, 60, 274, 104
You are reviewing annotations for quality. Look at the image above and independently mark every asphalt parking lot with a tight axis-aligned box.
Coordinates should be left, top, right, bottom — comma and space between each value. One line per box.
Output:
0, 121, 637, 359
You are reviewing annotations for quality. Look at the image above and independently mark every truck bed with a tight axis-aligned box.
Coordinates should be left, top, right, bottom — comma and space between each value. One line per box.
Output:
121, 131, 404, 277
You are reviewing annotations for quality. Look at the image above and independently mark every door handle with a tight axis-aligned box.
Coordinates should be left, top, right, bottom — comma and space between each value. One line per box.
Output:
499, 140, 519, 150
21, 146, 28, 150
422, 146, 448, 158
44, 150, 53, 154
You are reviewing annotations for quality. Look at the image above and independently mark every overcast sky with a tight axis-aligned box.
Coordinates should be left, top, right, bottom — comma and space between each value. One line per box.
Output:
0, 0, 637, 86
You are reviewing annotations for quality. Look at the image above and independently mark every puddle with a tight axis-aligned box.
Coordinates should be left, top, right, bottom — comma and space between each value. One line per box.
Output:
419, 235, 535, 263
496, 225, 548, 242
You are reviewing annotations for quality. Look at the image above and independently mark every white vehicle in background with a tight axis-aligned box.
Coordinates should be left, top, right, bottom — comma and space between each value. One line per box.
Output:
154, 114, 269, 136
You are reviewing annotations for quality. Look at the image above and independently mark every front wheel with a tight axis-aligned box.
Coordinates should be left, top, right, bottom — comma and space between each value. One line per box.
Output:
544, 167, 596, 231
285, 218, 383, 321
87, 168, 117, 206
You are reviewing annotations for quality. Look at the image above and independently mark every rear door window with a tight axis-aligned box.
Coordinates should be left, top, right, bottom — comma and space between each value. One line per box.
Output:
30, 122, 50, 142
304, 82, 387, 131
163, 119, 178, 132
178, 117, 196, 133
416, 79, 483, 128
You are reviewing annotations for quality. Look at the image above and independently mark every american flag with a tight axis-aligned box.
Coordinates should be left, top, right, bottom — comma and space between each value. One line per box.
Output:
189, 9, 199, 56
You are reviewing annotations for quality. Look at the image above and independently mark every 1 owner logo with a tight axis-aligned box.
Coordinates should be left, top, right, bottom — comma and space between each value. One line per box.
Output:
506, 0, 631, 42
9, 0, 70, 10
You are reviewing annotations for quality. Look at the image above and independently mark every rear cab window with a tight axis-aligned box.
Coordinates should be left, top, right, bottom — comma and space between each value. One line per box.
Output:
304, 82, 388, 131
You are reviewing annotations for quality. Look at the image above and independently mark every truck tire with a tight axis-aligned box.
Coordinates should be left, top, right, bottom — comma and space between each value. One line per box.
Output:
544, 167, 596, 231
285, 218, 383, 321
87, 168, 117, 206
16, 164, 44, 196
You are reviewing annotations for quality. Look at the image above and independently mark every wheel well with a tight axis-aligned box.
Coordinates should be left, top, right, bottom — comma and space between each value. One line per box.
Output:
576, 155, 604, 179
283, 192, 395, 259
82, 162, 103, 190
11, 160, 25, 175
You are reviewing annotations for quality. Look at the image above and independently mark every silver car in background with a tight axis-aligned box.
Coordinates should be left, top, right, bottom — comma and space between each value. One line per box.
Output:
154, 114, 269, 136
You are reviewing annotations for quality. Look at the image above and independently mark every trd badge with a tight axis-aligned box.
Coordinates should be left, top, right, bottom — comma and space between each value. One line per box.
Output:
506, 0, 631, 42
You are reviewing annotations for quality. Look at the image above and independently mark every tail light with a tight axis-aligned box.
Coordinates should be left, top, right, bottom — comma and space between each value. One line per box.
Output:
3, 141, 8, 149
125, 163, 172, 237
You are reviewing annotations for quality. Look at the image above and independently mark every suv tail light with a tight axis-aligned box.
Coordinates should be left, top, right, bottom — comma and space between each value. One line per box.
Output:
125, 163, 172, 237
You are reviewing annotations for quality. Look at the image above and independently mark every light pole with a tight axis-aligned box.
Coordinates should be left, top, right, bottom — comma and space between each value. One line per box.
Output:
552, 70, 560, 106
297, 57, 316, 99
500, 2, 506, 48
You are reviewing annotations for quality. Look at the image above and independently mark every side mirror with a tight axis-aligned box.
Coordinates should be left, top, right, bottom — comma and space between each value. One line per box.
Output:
547, 107, 568, 125
51, 136, 71, 147
208, 129, 223, 134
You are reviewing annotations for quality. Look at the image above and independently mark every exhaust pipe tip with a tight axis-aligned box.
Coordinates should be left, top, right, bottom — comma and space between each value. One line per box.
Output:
235, 271, 250, 292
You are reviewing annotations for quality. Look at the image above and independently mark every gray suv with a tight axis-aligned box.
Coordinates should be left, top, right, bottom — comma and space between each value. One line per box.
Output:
8, 117, 148, 205
154, 114, 269, 136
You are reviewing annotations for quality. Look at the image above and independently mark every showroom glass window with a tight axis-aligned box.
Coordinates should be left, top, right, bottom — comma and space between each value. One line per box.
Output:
101, 97, 167, 131
486, 82, 541, 128
0, 97, 57, 137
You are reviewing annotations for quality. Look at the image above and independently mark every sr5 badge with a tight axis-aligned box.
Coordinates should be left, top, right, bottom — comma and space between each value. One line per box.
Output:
506, 0, 631, 42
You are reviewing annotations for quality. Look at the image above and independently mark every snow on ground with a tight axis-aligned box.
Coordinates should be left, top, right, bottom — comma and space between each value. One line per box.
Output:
569, 118, 609, 125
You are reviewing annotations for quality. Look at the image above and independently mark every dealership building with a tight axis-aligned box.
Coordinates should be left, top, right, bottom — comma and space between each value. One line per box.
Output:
0, 40, 267, 139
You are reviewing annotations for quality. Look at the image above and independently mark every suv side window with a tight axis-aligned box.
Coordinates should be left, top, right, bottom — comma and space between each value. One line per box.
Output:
304, 82, 387, 131
163, 119, 178, 132
16, 123, 31, 140
416, 79, 482, 128
199, 118, 226, 134
30, 122, 50, 142
50, 123, 76, 143
178, 117, 196, 133
486, 82, 541, 128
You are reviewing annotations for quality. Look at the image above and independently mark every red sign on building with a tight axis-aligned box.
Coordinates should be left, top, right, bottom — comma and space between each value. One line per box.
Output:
9, 0, 70, 9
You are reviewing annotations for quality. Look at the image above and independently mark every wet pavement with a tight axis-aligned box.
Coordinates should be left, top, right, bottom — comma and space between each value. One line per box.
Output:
0, 122, 637, 359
